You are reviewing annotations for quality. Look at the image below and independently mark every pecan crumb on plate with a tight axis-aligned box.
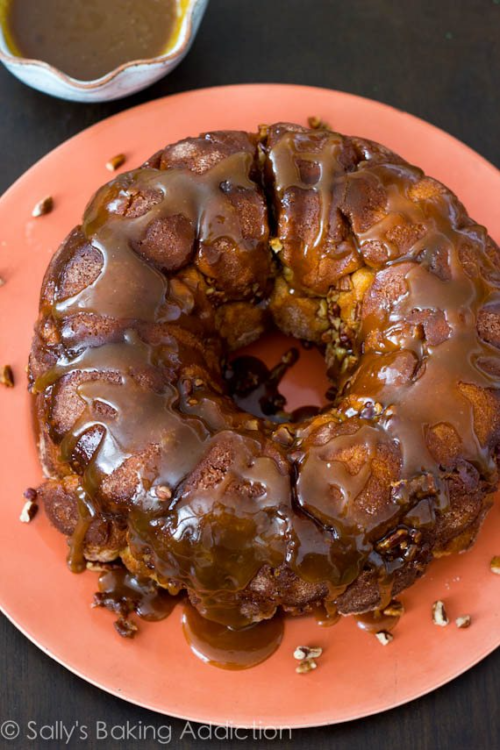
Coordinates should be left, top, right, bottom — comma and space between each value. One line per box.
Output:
432, 600, 450, 627
32, 195, 54, 217
0, 365, 14, 387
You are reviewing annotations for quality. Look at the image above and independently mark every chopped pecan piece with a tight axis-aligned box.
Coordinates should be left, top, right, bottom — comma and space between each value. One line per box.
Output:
307, 115, 332, 130
155, 485, 172, 501
295, 658, 318, 674
20, 500, 38, 523
0, 365, 14, 387
375, 630, 394, 645
106, 153, 126, 171
114, 616, 138, 638
293, 646, 323, 661
490, 556, 500, 575
432, 600, 449, 627
32, 196, 54, 217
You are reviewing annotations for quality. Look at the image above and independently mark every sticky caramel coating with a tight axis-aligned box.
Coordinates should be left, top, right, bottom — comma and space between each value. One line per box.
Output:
29, 124, 500, 627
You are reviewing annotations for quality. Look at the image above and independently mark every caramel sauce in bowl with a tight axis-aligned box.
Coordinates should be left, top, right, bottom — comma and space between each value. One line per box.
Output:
0, 0, 208, 101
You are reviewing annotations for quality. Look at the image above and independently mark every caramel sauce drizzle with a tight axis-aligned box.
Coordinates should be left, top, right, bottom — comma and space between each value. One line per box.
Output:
346, 164, 499, 487
270, 131, 500, 560
268, 131, 345, 253
34, 126, 500, 640
93, 567, 178, 637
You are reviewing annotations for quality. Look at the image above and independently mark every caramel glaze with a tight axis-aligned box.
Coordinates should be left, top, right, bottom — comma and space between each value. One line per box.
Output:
30, 124, 500, 639
94, 567, 178, 622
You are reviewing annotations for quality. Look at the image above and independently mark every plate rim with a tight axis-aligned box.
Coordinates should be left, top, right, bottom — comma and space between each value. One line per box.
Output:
1, 83, 499, 728
2, 83, 499, 204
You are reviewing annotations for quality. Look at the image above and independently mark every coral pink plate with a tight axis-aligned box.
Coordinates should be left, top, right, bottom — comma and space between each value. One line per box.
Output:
0, 85, 499, 728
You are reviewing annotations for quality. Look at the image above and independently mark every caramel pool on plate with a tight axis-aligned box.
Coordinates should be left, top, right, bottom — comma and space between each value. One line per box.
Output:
182, 604, 285, 670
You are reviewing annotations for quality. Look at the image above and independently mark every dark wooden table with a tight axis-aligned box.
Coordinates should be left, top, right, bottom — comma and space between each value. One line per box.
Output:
1, 1, 499, 748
